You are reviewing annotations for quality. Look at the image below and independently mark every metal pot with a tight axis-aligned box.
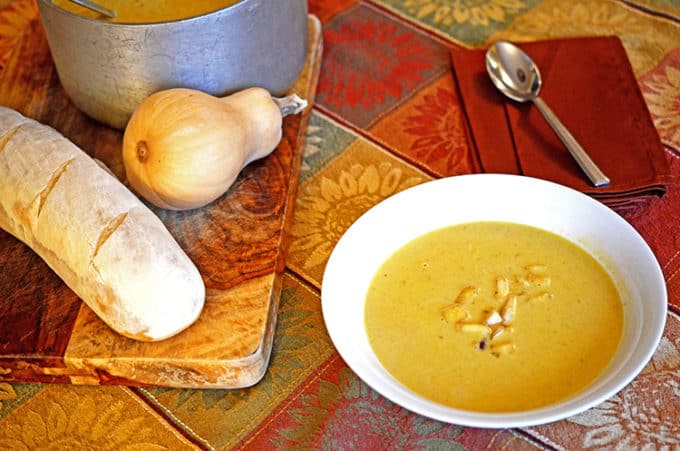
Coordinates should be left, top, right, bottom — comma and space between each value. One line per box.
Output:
37, 0, 308, 129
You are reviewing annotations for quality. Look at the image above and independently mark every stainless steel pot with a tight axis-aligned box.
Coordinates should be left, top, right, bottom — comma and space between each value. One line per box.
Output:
37, 0, 308, 129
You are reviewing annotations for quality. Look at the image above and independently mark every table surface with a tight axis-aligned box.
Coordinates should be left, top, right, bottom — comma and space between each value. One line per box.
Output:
1, 0, 678, 449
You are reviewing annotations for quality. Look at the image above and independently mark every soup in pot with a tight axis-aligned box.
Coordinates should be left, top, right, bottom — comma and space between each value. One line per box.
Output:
51, 0, 241, 23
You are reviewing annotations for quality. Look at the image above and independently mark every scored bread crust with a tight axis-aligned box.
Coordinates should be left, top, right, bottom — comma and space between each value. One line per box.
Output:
0, 106, 205, 341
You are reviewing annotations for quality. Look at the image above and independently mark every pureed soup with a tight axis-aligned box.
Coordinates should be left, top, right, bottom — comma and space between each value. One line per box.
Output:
51, 0, 241, 23
364, 221, 624, 412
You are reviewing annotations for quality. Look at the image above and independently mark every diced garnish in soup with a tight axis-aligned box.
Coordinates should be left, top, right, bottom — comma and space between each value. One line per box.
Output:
365, 221, 623, 412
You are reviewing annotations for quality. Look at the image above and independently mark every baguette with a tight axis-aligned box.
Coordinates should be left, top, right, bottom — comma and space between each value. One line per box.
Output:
0, 106, 205, 341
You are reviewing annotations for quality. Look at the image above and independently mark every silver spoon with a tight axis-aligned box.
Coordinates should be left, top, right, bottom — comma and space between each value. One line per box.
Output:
485, 41, 610, 187
66, 0, 116, 18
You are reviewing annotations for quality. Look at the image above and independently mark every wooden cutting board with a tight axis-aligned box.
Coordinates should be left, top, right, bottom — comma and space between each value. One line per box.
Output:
0, 14, 322, 389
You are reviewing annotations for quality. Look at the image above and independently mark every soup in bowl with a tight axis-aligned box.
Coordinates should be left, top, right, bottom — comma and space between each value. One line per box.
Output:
321, 174, 666, 428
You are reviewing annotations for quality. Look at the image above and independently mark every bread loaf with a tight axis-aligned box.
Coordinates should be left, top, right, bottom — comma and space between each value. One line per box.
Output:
0, 106, 205, 341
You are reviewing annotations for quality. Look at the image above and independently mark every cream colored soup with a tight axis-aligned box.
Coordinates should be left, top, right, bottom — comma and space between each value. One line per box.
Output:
365, 221, 623, 412
52, 0, 241, 23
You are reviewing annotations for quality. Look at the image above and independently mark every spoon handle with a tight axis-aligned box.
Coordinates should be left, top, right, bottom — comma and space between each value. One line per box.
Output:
532, 97, 610, 187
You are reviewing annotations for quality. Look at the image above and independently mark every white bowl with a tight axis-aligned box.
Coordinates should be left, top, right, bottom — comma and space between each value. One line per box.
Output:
321, 174, 667, 428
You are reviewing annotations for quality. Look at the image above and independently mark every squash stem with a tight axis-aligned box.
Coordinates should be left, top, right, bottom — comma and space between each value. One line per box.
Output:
273, 94, 308, 117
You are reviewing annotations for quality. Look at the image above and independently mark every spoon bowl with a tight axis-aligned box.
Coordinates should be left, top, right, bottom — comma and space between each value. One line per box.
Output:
485, 41, 610, 187
486, 41, 541, 102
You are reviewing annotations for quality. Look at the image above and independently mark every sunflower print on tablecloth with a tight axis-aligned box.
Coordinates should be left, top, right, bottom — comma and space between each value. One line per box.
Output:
375, 0, 541, 46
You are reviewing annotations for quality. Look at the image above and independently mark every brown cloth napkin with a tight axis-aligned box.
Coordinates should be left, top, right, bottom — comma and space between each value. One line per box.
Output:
450, 36, 674, 209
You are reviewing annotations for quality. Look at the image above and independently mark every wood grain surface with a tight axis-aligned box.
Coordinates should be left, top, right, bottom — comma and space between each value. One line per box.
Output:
0, 14, 322, 388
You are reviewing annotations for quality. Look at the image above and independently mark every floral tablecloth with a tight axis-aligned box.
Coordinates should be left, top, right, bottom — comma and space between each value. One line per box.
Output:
1, 0, 679, 449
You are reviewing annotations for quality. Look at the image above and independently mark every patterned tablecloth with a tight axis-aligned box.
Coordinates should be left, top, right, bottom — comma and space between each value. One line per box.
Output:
1, 0, 679, 449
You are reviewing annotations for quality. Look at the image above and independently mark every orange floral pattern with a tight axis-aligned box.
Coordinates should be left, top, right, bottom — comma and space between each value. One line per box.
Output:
400, 86, 471, 174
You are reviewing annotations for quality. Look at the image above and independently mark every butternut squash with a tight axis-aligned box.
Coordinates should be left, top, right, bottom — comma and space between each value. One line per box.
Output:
122, 87, 307, 210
